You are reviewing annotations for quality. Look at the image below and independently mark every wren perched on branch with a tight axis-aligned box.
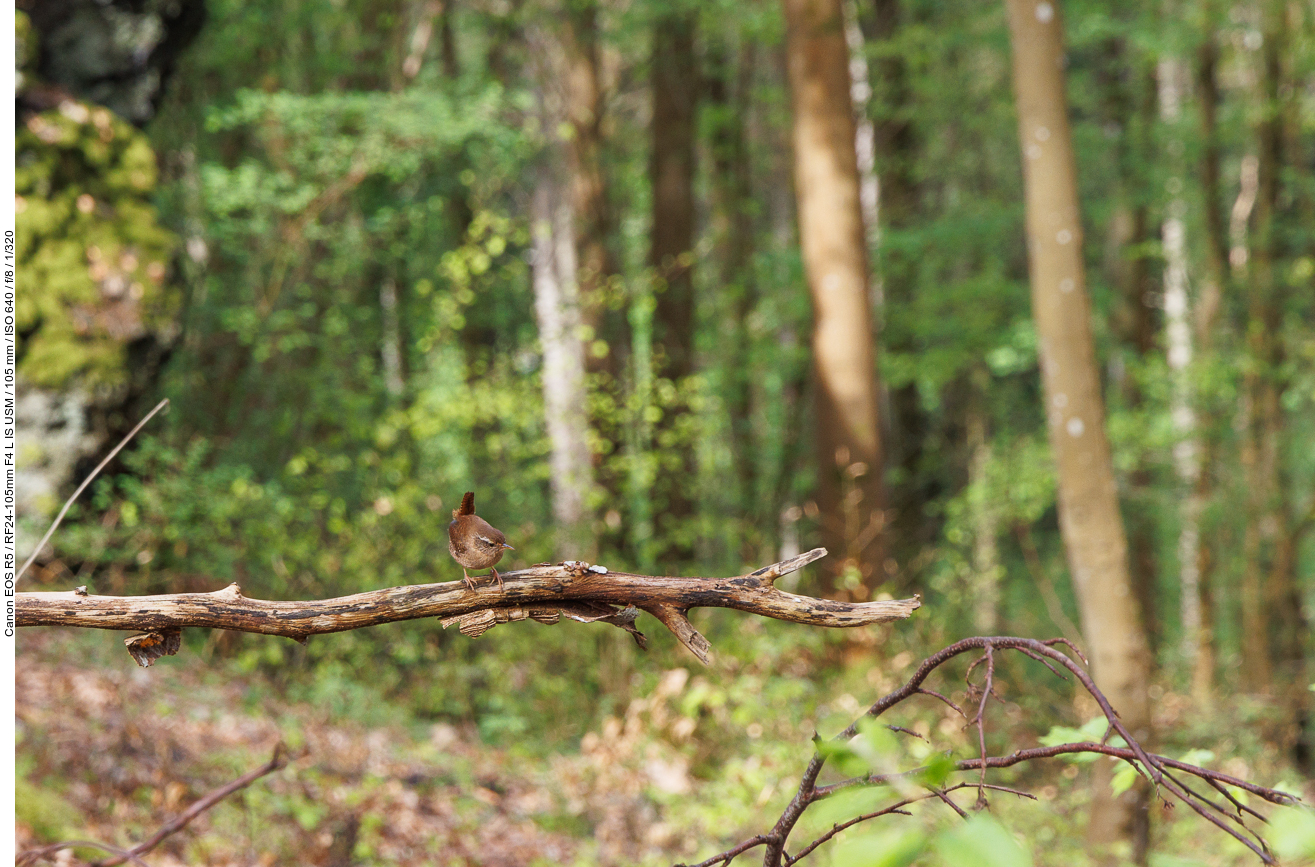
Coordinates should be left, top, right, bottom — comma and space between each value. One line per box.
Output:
448, 491, 514, 591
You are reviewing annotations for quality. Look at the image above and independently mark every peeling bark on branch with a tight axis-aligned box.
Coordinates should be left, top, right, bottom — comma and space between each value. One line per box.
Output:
16, 548, 920, 666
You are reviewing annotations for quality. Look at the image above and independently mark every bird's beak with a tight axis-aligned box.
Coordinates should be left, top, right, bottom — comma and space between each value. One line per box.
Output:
503, 543, 515, 550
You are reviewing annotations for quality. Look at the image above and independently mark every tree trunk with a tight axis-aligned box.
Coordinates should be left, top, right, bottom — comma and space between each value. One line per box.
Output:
1187, 24, 1225, 704
1239, 6, 1310, 771
561, 0, 620, 371
967, 374, 1000, 633
708, 37, 760, 559
1239, 16, 1284, 694
1097, 39, 1159, 656
532, 169, 594, 559
1157, 54, 1202, 685
379, 278, 405, 398
783, 0, 888, 594
864, 0, 929, 588
649, 11, 699, 563
1004, 0, 1153, 855
559, 0, 626, 551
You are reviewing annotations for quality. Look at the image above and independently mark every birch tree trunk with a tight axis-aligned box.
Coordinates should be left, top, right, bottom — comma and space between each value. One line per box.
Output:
1004, 0, 1153, 853
1156, 54, 1205, 691
783, 0, 888, 594
532, 170, 594, 558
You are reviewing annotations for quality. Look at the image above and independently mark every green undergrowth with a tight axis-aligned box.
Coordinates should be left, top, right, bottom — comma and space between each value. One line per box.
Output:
16, 621, 1313, 866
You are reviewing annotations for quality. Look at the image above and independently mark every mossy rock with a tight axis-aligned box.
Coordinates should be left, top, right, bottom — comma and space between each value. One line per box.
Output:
15, 99, 179, 390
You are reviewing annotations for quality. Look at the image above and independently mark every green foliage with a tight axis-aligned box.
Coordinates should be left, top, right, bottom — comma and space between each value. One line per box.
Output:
14, 757, 82, 844
1271, 808, 1315, 863
933, 814, 1033, 867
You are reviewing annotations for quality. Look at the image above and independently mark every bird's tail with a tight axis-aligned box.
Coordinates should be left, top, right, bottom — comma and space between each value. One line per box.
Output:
455, 491, 476, 517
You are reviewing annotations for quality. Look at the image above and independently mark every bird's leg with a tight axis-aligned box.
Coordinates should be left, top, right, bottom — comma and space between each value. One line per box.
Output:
463, 568, 476, 592
490, 566, 503, 590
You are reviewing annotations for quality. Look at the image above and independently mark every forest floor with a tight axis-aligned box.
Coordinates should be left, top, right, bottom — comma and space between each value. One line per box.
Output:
15, 626, 1312, 866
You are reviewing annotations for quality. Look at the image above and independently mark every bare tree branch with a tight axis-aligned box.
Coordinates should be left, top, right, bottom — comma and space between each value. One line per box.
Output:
16, 548, 921, 665
681, 637, 1303, 867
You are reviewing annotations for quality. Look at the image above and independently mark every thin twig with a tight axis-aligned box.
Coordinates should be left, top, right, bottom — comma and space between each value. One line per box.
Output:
17, 840, 150, 867
92, 745, 288, 867
17, 398, 170, 582
698, 637, 1299, 867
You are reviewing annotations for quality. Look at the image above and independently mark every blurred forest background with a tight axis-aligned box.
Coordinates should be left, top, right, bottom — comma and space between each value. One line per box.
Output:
13, 0, 1315, 863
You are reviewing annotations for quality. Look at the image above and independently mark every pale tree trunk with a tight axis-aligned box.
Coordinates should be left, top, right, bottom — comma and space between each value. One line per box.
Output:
532, 170, 593, 559
967, 374, 1000, 634
649, 11, 699, 562
1004, 0, 1153, 855
1156, 55, 1204, 687
843, 0, 880, 267
783, 0, 888, 594
379, 279, 405, 399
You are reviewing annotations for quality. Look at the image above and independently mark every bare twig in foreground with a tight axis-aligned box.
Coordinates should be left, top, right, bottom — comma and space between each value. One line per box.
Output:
17, 398, 170, 583
17, 549, 921, 665
17, 746, 286, 867
679, 637, 1302, 867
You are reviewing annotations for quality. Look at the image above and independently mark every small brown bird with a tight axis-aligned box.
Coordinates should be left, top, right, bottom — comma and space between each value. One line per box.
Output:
448, 491, 514, 591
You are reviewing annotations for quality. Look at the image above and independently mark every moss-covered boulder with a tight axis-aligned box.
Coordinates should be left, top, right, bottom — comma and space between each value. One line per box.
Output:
15, 99, 179, 390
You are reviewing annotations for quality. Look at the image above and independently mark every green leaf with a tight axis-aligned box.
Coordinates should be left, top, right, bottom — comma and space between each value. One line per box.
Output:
1039, 717, 1125, 763
1176, 749, 1215, 767
1271, 808, 1315, 860
1111, 762, 1141, 798
833, 827, 927, 867
935, 814, 1033, 867
917, 751, 958, 790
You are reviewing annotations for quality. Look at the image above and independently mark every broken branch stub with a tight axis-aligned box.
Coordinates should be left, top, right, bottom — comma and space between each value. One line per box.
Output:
17, 548, 921, 665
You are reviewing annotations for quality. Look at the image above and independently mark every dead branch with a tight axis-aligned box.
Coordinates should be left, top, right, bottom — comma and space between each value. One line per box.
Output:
16, 548, 921, 666
17, 746, 287, 867
678, 636, 1304, 867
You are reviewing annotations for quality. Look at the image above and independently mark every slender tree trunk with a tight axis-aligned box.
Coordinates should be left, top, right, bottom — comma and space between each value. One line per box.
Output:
1239, 6, 1310, 770
967, 372, 1000, 633
1004, 0, 1153, 855
1187, 22, 1225, 704
1157, 54, 1203, 686
1097, 39, 1159, 656
649, 10, 699, 563
708, 37, 759, 559
379, 278, 405, 398
783, 0, 888, 594
865, 0, 929, 588
559, 0, 627, 550
1239, 17, 1284, 693
532, 169, 594, 558
843, 1, 880, 263
561, 0, 619, 369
